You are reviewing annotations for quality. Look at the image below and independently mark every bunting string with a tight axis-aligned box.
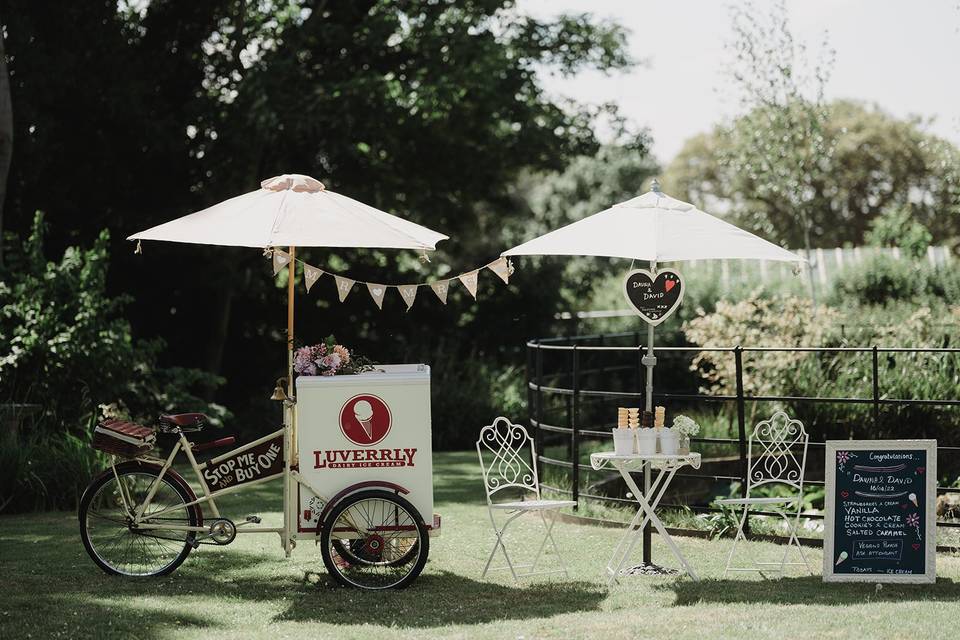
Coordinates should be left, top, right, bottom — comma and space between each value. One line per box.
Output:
264, 249, 514, 311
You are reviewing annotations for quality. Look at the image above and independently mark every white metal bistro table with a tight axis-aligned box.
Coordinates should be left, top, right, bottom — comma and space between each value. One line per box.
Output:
590, 451, 702, 584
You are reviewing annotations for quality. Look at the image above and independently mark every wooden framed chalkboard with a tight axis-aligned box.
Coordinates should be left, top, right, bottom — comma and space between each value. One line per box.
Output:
824, 440, 937, 583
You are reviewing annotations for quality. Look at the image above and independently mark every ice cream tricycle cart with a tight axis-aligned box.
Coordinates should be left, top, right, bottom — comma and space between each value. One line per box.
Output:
79, 364, 439, 590
80, 174, 451, 589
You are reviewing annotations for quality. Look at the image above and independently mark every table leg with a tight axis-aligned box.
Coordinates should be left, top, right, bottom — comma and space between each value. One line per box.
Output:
605, 462, 677, 584
619, 465, 700, 581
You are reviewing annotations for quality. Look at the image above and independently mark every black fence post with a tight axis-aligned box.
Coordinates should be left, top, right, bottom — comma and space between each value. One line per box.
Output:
526, 341, 534, 427
597, 334, 605, 424
535, 341, 544, 480
734, 346, 750, 534
571, 345, 581, 511
872, 345, 880, 429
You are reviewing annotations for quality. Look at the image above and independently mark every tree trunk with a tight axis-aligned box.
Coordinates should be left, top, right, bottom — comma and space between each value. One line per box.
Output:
0, 18, 14, 267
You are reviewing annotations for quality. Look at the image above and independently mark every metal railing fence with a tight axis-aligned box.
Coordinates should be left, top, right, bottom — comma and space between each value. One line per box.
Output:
525, 332, 960, 543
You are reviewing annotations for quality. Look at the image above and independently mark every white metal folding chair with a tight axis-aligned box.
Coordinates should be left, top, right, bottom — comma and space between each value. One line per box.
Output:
476, 416, 575, 580
716, 411, 813, 578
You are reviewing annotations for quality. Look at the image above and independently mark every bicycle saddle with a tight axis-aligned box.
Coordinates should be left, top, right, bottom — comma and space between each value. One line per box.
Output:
158, 412, 208, 429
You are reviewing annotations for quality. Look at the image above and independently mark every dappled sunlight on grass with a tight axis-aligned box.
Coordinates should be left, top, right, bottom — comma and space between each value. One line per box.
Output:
2, 451, 960, 639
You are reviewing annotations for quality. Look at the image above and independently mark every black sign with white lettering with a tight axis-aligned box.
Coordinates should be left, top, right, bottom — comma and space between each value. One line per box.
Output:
621, 268, 684, 326
201, 434, 284, 490
825, 440, 936, 582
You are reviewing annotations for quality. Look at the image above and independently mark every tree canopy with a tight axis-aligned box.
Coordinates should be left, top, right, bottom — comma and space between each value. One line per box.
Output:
662, 100, 960, 249
0, 0, 642, 439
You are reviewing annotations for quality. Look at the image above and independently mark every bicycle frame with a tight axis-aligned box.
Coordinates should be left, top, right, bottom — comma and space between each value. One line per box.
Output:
115, 419, 346, 554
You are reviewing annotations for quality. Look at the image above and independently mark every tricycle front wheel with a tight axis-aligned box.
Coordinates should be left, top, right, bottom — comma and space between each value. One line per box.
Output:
320, 489, 428, 589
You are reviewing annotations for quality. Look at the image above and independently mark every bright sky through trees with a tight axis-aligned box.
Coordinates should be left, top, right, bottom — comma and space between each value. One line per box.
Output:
520, 0, 960, 164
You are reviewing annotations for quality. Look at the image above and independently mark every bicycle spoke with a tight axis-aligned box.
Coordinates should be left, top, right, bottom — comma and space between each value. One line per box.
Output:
326, 496, 423, 589
84, 471, 193, 576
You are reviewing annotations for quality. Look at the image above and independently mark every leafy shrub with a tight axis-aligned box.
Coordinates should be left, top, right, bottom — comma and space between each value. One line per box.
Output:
0, 213, 227, 512
829, 253, 960, 307
683, 293, 960, 443
865, 205, 933, 259
428, 345, 526, 450
683, 293, 838, 399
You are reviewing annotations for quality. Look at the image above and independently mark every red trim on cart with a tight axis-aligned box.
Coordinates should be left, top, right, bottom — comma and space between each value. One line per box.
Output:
297, 480, 411, 534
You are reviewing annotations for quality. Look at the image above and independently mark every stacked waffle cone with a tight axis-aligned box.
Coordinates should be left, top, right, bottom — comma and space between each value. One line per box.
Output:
617, 407, 640, 429
654, 406, 666, 429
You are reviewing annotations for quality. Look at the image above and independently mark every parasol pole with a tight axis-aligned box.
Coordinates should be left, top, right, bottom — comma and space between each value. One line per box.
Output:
285, 245, 298, 555
287, 246, 297, 450
641, 259, 657, 567
287, 245, 296, 399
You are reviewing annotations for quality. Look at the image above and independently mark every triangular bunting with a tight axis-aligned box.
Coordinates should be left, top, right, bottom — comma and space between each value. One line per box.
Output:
334, 275, 355, 302
398, 285, 418, 311
366, 283, 387, 309
303, 264, 323, 293
458, 270, 479, 299
487, 257, 511, 284
430, 280, 449, 305
272, 249, 291, 275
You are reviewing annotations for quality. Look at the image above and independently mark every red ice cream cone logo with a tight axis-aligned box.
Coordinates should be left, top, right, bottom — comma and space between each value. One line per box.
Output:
339, 394, 392, 446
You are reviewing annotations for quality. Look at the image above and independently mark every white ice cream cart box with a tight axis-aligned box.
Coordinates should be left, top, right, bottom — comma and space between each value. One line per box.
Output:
295, 364, 436, 533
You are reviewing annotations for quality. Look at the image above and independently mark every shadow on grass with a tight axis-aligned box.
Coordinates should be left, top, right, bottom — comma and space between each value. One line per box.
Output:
655, 575, 960, 607
279, 570, 606, 626
2, 532, 604, 639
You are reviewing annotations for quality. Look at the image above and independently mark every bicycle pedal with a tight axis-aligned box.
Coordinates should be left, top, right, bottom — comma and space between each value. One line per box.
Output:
245, 515, 262, 524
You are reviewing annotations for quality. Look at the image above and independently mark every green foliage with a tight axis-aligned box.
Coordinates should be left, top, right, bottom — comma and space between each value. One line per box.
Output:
1, 0, 644, 448
716, 0, 835, 251
865, 206, 933, 259
829, 254, 960, 306
429, 346, 526, 450
684, 294, 838, 399
682, 288, 960, 441
0, 214, 226, 512
665, 99, 960, 249
0, 431, 107, 513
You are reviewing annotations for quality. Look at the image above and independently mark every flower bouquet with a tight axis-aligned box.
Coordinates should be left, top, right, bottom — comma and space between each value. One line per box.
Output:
293, 336, 376, 377
672, 415, 700, 455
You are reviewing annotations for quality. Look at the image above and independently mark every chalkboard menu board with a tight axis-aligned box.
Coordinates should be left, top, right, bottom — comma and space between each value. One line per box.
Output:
824, 440, 937, 583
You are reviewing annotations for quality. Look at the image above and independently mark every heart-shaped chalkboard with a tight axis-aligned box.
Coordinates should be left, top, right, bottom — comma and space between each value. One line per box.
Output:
622, 269, 685, 326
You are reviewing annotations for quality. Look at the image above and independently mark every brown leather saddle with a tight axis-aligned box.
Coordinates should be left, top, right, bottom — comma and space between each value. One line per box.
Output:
158, 412, 208, 430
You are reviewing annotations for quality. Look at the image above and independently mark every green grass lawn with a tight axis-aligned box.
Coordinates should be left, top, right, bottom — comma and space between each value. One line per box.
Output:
3, 450, 960, 640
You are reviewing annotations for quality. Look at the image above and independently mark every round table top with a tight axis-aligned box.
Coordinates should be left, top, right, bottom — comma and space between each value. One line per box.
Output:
590, 451, 701, 470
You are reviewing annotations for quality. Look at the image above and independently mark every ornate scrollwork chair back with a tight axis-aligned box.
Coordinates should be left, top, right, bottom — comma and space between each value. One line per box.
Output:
717, 411, 813, 578
747, 411, 809, 494
475, 417, 573, 580
476, 416, 540, 503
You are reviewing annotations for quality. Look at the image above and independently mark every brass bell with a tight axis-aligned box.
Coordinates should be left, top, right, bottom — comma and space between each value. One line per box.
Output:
270, 377, 289, 402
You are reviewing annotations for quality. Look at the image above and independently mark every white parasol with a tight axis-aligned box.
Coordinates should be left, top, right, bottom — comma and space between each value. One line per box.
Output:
129, 173, 448, 404
503, 179, 803, 411
503, 181, 800, 263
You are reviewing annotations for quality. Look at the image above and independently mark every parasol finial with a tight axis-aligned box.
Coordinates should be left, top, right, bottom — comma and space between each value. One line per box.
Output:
650, 178, 662, 194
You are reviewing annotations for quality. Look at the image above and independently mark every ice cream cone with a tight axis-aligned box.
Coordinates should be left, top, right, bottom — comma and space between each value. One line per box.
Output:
909, 493, 918, 507
354, 400, 375, 439
835, 551, 848, 566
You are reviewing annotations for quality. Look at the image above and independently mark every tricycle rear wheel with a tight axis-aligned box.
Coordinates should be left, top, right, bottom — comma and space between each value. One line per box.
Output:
320, 489, 428, 589
79, 464, 198, 577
